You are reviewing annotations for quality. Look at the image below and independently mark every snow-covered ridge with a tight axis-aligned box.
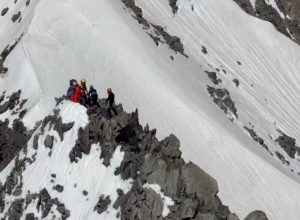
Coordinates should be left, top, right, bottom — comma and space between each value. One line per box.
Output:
0, 99, 268, 219
1, 0, 300, 219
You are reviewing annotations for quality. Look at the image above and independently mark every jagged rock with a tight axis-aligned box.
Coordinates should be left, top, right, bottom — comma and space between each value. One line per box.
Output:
245, 210, 268, 220
94, 195, 111, 214
121, 183, 164, 220
25, 213, 35, 220
44, 135, 54, 149
152, 24, 187, 57
38, 189, 53, 218
55, 202, 70, 219
159, 134, 181, 158
7, 199, 24, 220
207, 86, 238, 119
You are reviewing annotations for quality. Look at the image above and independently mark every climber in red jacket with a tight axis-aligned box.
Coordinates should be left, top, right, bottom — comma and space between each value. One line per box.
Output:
68, 80, 81, 103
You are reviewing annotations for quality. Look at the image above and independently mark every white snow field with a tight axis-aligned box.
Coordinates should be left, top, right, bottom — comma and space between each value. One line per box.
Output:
1, 0, 300, 219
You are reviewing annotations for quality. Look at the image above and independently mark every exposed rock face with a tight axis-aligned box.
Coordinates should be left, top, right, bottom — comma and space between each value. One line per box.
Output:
234, 0, 300, 45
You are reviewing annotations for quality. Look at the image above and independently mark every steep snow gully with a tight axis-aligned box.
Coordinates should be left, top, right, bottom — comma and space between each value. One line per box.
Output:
1, 0, 300, 219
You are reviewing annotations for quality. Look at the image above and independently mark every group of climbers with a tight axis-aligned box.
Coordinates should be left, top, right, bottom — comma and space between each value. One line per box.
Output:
67, 79, 117, 117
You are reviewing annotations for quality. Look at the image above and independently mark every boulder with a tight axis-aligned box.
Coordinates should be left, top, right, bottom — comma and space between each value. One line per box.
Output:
245, 210, 268, 220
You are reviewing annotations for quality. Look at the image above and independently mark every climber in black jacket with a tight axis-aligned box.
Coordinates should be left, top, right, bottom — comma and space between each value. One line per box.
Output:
106, 88, 118, 118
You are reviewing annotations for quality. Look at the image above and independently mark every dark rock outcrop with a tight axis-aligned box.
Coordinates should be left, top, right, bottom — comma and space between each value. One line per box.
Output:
169, 0, 178, 14
207, 86, 238, 119
275, 130, 300, 158
205, 71, 222, 85
53, 184, 64, 193
11, 11, 21, 22
94, 195, 111, 214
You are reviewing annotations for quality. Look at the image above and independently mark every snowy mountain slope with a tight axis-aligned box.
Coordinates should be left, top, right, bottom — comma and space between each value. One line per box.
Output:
1, 0, 300, 219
